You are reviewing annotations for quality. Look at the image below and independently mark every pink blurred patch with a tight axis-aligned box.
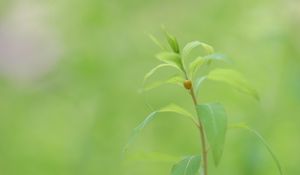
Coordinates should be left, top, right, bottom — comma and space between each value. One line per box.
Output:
0, 1, 62, 82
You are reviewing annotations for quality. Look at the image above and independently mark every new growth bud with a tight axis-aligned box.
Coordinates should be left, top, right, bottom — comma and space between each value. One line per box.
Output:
183, 80, 192, 90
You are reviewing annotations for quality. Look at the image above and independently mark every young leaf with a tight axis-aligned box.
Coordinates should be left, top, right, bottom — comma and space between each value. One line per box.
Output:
188, 56, 206, 79
182, 41, 214, 60
196, 103, 227, 166
156, 52, 184, 71
230, 123, 283, 175
144, 64, 182, 83
124, 104, 197, 152
204, 53, 228, 62
195, 76, 207, 96
188, 54, 228, 79
148, 33, 167, 50
159, 104, 198, 125
162, 27, 180, 53
160, 104, 195, 120
143, 75, 184, 92
124, 111, 158, 153
207, 69, 259, 100
171, 155, 201, 175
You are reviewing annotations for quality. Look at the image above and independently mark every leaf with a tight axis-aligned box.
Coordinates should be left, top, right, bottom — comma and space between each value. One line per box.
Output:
124, 104, 197, 152
230, 123, 283, 175
143, 75, 184, 92
194, 76, 207, 96
160, 104, 195, 120
123, 111, 158, 153
171, 155, 201, 175
188, 53, 228, 79
156, 52, 183, 71
182, 41, 214, 60
196, 103, 227, 166
144, 64, 182, 83
148, 33, 167, 50
162, 27, 180, 53
207, 69, 259, 100
205, 53, 226, 60
204, 53, 230, 65
188, 56, 206, 79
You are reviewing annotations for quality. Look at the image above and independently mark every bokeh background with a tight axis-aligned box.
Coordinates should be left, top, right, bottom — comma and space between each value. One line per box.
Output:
0, 0, 299, 174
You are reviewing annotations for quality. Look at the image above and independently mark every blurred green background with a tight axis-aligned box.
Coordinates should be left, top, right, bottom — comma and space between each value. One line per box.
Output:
0, 0, 299, 174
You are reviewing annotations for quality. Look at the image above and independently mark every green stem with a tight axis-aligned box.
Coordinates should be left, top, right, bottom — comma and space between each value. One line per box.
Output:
190, 86, 208, 175
183, 70, 208, 175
